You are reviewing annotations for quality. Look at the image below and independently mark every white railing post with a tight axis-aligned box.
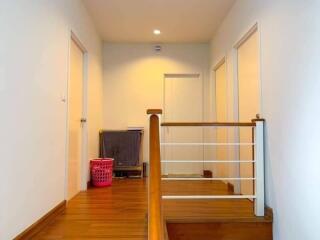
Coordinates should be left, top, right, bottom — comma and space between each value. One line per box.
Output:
254, 119, 265, 216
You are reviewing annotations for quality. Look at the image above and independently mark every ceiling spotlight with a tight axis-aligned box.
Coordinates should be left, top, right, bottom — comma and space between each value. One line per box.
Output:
153, 29, 161, 35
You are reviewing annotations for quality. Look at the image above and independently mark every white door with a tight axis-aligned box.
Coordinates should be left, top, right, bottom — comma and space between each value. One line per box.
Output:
237, 30, 260, 196
67, 39, 84, 200
215, 62, 228, 178
163, 74, 203, 176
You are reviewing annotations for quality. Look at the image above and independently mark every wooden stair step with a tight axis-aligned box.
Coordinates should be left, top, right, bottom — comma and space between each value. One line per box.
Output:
165, 208, 273, 240
166, 221, 272, 240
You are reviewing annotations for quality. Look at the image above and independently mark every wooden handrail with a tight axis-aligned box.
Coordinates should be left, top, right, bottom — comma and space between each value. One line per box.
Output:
161, 122, 256, 127
252, 118, 265, 122
148, 112, 163, 240
147, 109, 163, 115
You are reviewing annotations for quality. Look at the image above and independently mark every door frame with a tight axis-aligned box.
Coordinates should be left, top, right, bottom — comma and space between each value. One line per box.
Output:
213, 57, 227, 123
213, 57, 230, 179
64, 31, 89, 200
233, 22, 262, 122
232, 22, 262, 195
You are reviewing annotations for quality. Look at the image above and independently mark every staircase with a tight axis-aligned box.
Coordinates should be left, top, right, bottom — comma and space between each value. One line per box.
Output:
147, 109, 272, 240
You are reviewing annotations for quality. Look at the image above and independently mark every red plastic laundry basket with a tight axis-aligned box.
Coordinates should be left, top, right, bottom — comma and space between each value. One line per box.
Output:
90, 158, 114, 187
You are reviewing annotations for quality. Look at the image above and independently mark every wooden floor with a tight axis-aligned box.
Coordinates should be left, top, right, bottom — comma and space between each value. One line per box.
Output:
33, 179, 270, 240
33, 179, 148, 240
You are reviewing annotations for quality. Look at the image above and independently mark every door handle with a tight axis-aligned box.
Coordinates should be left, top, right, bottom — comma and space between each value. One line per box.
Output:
80, 118, 87, 123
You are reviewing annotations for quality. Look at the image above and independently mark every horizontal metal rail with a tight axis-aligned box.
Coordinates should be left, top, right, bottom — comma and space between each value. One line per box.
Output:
161, 177, 255, 181
162, 195, 256, 200
160, 142, 255, 146
161, 160, 255, 163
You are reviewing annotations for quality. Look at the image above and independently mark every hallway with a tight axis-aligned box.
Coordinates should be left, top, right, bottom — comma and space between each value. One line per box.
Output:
2, 1, 320, 239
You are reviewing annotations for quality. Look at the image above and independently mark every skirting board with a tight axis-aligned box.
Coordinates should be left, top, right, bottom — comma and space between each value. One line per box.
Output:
14, 200, 66, 240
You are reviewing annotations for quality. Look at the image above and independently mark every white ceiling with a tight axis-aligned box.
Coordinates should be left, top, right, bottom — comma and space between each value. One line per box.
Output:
83, 0, 236, 43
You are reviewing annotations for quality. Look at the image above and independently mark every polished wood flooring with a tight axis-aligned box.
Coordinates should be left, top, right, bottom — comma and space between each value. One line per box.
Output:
33, 179, 271, 240
33, 179, 148, 240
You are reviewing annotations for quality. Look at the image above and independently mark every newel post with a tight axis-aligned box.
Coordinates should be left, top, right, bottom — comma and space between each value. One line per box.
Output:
253, 118, 265, 216
147, 109, 163, 240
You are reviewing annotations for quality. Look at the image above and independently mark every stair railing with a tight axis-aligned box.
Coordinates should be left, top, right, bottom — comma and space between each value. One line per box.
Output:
147, 109, 265, 239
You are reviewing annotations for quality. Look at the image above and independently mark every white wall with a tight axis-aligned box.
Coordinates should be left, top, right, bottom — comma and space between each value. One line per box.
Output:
102, 43, 210, 165
210, 0, 320, 239
0, 0, 103, 239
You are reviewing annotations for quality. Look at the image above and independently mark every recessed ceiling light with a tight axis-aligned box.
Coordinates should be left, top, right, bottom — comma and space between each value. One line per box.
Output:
153, 29, 161, 35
